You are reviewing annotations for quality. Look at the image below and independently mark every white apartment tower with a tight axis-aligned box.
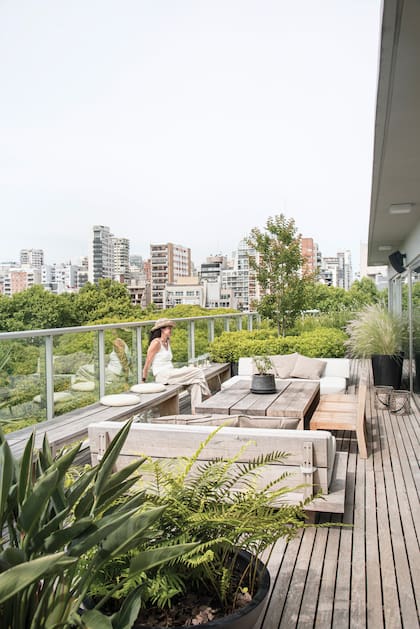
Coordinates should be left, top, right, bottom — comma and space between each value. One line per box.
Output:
20, 249, 44, 268
111, 237, 130, 283
150, 242, 191, 309
221, 239, 257, 310
88, 225, 114, 284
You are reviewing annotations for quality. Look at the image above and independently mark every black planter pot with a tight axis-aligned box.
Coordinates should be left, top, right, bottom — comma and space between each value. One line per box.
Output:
250, 373, 277, 394
136, 550, 270, 629
414, 352, 420, 393
371, 353, 404, 389
230, 361, 239, 377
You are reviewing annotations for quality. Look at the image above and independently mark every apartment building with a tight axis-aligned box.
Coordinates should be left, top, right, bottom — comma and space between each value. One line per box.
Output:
111, 237, 130, 283
301, 238, 321, 276
150, 243, 191, 309
20, 249, 44, 269
220, 239, 257, 310
3, 268, 42, 295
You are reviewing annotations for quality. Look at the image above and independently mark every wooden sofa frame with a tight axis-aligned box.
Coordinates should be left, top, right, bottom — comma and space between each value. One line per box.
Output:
88, 419, 348, 515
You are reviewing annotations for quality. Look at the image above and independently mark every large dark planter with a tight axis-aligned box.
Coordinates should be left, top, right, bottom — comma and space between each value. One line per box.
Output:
250, 373, 277, 394
230, 361, 239, 377
136, 550, 270, 629
414, 352, 420, 393
371, 353, 404, 389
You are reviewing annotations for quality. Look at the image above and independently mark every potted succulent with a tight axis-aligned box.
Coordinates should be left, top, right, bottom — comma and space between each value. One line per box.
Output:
345, 302, 405, 389
251, 355, 276, 393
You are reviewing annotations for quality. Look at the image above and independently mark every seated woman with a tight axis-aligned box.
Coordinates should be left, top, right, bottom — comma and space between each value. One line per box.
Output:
142, 318, 210, 413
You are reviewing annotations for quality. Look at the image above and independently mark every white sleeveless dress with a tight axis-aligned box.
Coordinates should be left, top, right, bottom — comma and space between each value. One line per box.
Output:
151, 341, 210, 412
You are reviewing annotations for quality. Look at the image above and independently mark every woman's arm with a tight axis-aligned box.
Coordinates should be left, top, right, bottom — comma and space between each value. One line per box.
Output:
142, 339, 161, 381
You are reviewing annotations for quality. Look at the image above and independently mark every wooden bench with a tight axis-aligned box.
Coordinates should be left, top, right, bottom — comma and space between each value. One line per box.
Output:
88, 418, 348, 515
5, 384, 183, 458
309, 377, 368, 458
5, 363, 231, 459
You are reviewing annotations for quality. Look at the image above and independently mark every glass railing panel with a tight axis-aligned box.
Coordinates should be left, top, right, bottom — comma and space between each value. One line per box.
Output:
0, 337, 46, 432
103, 327, 137, 395
52, 330, 98, 416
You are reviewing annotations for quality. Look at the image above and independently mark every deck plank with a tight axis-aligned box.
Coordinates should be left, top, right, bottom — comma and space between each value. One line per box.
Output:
260, 366, 420, 629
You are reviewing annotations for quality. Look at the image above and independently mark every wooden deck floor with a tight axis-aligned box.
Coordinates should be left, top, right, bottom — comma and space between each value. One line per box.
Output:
257, 379, 420, 629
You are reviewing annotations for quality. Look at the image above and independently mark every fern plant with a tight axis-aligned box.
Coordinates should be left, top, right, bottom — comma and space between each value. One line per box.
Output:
88, 426, 321, 621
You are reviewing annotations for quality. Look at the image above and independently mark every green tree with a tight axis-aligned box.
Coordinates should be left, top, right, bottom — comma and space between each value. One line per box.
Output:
73, 279, 135, 324
247, 214, 314, 336
0, 286, 77, 332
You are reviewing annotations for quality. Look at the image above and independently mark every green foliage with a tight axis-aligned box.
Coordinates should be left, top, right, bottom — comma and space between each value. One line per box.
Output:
208, 328, 347, 361
0, 420, 193, 629
345, 302, 405, 357
247, 214, 315, 335
253, 355, 273, 374
92, 426, 319, 616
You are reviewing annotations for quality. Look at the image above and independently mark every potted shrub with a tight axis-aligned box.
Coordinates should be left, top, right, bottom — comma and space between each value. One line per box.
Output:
84, 426, 320, 628
250, 355, 276, 393
345, 302, 405, 389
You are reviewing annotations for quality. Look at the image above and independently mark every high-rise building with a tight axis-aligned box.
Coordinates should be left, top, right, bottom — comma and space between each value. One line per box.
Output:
320, 250, 353, 289
20, 249, 44, 269
150, 243, 191, 308
88, 225, 113, 284
111, 237, 130, 283
301, 238, 320, 276
3, 268, 42, 295
220, 239, 257, 310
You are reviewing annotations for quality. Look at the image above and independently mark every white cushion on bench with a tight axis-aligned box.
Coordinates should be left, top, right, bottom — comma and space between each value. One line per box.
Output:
100, 393, 141, 406
130, 383, 167, 394
72, 381, 95, 392
320, 376, 347, 395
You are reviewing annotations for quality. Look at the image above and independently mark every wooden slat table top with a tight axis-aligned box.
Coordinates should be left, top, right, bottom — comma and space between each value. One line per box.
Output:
195, 380, 320, 420
257, 362, 420, 629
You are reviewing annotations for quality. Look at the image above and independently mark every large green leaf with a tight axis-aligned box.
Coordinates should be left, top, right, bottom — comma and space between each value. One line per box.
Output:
31, 507, 71, 551
111, 587, 142, 629
66, 467, 97, 509
68, 507, 140, 556
94, 420, 133, 499
0, 553, 76, 604
0, 441, 13, 527
81, 609, 114, 629
18, 468, 59, 535
100, 506, 166, 558
129, 543, 199, 576
18, 431, 35, 505
43, 517, 94, 553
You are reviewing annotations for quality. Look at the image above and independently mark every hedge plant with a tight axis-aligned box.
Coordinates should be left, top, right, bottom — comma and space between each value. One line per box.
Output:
208, 328, 347, 362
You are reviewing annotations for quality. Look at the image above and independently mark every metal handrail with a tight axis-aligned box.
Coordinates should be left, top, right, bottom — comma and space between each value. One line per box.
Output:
0, 312, 260, 421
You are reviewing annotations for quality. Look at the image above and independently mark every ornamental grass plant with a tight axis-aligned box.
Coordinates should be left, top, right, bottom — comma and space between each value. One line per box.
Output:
345, 302, 405, 357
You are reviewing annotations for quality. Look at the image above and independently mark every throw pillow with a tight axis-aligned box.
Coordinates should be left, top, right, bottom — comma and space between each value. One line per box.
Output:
270, 353, 299, 378
289, 355, 327, 380
130, 382, 166, 394
100, 393, 141, 407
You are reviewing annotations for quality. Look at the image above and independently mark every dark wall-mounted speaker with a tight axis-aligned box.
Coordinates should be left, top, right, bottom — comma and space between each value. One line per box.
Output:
388, 251, 406, 274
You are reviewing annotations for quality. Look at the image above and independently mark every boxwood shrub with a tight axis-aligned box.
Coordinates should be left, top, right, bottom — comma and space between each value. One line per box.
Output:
208, 327, 347, 362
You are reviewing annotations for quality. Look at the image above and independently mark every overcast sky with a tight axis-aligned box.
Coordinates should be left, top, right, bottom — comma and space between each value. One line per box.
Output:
0, 0, 382, 272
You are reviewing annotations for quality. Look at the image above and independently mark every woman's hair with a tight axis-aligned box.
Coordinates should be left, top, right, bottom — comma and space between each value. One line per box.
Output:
148, 328, 162, 344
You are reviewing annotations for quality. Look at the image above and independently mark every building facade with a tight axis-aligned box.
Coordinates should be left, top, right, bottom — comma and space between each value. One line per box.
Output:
150, 243, 191, 308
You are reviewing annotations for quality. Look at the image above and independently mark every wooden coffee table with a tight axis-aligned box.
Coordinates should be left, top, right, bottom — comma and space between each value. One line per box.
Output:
194, 380, 320, 430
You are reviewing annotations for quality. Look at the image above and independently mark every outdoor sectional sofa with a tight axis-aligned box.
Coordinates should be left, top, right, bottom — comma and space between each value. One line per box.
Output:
88, 415, 348, 515
222, 354, 351, 395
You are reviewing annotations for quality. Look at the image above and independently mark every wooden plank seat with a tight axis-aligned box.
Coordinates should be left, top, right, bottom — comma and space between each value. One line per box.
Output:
309, 377, 368, 459
5, 384, 183, 458
88, 419, 348, 514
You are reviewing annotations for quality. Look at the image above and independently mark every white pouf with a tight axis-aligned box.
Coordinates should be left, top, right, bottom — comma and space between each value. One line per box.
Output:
100, 393, 141, 407
71, 381, 95, 392
33, 391, 73, 404
130, 382, 166, 394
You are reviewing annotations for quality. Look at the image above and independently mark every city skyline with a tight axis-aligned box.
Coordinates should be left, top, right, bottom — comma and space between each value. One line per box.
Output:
0, 2, 381, 270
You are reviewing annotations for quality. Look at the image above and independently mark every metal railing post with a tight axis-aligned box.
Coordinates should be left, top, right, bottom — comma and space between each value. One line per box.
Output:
188, 321, 195, 363
45, 335, 54, 421
98, 330, 106, 398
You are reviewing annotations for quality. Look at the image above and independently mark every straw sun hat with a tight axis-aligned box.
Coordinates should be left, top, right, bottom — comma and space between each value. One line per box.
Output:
151, 318, 176, 332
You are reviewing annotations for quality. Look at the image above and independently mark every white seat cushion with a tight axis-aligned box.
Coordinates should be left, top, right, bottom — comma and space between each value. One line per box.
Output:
130, 382, 166, 394
100, 393, 141, 407
72, 381, 95, 392
320, 376, 346, 395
